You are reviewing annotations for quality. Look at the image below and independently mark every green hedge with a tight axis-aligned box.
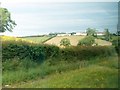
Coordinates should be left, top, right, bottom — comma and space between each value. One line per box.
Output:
2, 41, 59, 62
111, 36, 120, 54
2, 40, 116, 62
60, 46, 116, 61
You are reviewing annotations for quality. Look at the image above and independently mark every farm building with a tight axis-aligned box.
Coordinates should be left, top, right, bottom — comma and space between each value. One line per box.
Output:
74, 32, 87, 36
97, 32, 104, 36
57, 33, 71, 36
56, 31, 104, 36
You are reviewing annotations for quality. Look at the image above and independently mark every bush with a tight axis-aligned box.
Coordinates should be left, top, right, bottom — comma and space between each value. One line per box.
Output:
2, 36, 116, 63
77, 36, 95, 46
59, 46, 116, 61
111, 36, 120, 54
2, 40, 59, 62
60, 38, 71, 47
2, 58, 37, 71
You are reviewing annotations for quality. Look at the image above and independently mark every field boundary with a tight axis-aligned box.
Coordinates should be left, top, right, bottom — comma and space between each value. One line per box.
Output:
43, 35, 56, 43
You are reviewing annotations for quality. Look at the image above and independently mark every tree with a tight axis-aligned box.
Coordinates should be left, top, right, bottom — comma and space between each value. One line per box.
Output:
77, 36, 95, 46
60, 38, 71, 47
0, 8, 16, 32
86, 28, 97, 37
104, 28, 111, 41
116, 30, 120, 36
70, 32, 76, 35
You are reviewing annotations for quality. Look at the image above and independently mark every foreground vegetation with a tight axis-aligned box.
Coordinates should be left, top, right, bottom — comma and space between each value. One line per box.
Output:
3, 56, 118, 88
1, 35, 119, 88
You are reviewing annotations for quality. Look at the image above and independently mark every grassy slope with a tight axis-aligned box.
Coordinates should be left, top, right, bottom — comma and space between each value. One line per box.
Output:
1, 36, 37, 44
20, 36, 51, 43
44, 36, 85, 46
7, 56, 118, 88
95, 39, 112, 46
44, 36, 112, 46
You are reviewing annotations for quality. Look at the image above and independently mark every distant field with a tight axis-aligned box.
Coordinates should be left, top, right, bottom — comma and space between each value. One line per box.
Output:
20, 36, 51, 43
44, 36, 85, 46
44, 35, 112, 46
95, 39, 112, 46
1, 36, 35, 43
1, 35, 112, 46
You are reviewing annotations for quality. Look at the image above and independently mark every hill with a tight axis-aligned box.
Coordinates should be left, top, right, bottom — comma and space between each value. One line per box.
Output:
20, 36, 52, 43
44, 36, 85, 46
1, 36, 35, 43
44, 36, 112, 46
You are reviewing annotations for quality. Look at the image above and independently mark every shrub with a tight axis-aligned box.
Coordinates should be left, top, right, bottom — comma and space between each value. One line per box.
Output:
60, 38, 71, 47
2, 40, 59, 63
59, 46, 116, 61
2, 36, 116, 63
77, 36, 95, 46
111, 36, 120, 54
2, 58, 37, 71
86, 28, 97, 37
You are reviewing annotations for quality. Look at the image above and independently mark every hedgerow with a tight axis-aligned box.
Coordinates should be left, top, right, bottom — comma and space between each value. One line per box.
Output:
2, 36, 116, 63
2, 41, 116, 62
59, 46, 116, 61
2, 40, 59, 62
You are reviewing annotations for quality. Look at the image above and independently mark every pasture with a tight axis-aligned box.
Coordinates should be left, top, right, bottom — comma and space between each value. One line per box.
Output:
95, 39, 112, 46
20, 36, 51, 43
44, 35, 85, 46
44, 35, 112, 46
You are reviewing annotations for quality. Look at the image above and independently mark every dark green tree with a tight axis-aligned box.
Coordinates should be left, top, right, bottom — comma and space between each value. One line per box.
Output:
60, 38, 71, 47
104, 28, 111, 41
86, 28, 97, 37
116, 30, 120, 36
0, 8, 16, 32
77, 36, 95, 46
70, 32, 76, 35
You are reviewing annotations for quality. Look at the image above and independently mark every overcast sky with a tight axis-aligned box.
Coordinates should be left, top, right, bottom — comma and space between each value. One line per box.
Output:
0, 0, 118, 36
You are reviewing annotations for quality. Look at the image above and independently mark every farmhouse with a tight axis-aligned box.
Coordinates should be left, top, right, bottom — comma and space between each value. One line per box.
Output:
74, 32, 87, 36
57, 33, 71, 36
56, 31, 104, 36
97, 32, 104, 36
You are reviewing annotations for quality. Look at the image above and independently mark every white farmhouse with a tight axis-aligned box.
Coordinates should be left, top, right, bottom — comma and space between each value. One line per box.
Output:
97, 32, 104, 36
74, 32, 87, 36
57, 33, 71, 36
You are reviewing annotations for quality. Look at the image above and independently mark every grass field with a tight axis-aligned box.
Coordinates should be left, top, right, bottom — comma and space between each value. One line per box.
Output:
20, 36, 51, 43
44, 36, 112, 46
95, 39, 112, 46
3, 56, 118, 88
44, 36, 85, 46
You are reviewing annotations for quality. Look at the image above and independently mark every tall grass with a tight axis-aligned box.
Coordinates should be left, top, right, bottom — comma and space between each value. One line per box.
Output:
2, 55, 118, 86
2, 58, 89, 85
3, 56, 118, 88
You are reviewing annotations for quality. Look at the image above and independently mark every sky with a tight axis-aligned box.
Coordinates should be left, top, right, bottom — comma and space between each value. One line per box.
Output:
0, 0, 119, 36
